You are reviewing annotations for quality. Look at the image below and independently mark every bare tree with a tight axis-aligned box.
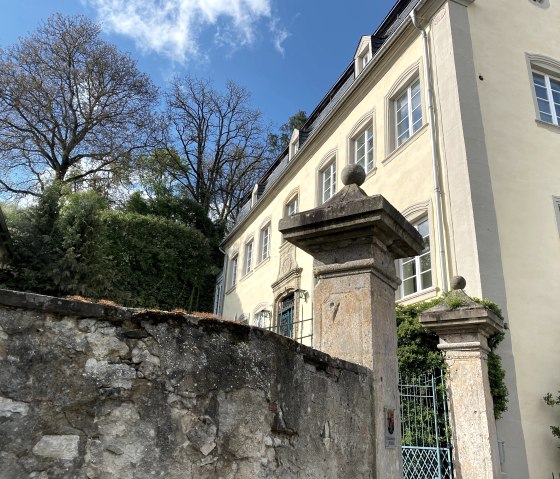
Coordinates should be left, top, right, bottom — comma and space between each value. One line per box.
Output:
165, 76, 269, 223
0, 14, 158, 198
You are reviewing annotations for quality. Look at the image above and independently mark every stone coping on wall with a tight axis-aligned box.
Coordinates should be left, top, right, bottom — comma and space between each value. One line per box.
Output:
0, 287, 368, 377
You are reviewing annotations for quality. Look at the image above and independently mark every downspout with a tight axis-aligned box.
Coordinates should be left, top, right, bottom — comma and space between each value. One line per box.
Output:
217, 246, 228, 316
410, 9, 448, 293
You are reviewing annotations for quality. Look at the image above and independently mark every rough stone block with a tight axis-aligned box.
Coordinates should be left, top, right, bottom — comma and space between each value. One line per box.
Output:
32, 435, 80, 460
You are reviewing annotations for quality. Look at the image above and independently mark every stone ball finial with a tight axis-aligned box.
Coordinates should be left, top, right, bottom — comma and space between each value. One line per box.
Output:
341, 164, 366, 187
451, 275, 466, 290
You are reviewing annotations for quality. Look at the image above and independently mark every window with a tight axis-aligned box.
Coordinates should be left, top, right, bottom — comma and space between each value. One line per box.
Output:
255, 309, 270, 328
354, 35, 373, 76
213, 278, 223, 315
554, 196, 560, 234
289, 129, 300, 160
260, 224, 270, 262
353, 125, 374, 173
532, 71, 560, 125
361, 51, 372, 69
244, 240, 253, 275
400, 218, 432, 297
320, 160, 336, 203
286, 196, 298, 216
395, 78, 422, 147
229, 254, 238, 288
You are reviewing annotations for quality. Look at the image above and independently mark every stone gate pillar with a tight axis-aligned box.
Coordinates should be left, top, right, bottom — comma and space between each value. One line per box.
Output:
420, 278, 504, 479
279, 165, 424, 479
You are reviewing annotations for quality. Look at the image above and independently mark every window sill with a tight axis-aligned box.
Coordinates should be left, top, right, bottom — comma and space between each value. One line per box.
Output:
255, 256, 271, 271
396, 285, 438, 304
382, 123, 429, 166
535, 118, 560, 131
225, 284, 237, 295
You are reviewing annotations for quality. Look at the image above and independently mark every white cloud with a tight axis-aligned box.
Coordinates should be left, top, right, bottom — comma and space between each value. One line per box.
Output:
269, 17, 289, 56
85, 0, 285, 62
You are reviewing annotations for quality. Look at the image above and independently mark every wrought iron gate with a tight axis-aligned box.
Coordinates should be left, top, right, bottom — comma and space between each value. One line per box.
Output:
399, 371, 453, 479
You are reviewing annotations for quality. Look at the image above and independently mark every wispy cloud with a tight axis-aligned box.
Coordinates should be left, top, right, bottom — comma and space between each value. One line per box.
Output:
269, 17, 289, 56
85, 0, 287, 62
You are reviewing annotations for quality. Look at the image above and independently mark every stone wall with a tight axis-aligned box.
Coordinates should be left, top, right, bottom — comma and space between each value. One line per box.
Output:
0, 289, 375, 479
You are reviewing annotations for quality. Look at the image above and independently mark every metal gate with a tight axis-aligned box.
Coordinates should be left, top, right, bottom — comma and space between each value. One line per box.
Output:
399, 371, 453, 479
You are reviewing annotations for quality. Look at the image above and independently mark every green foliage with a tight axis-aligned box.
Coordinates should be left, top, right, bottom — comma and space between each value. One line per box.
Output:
396, 294, 509, 419
2, 183, 64, 293
543, 390, 560, 445
488, 349, 508, 419
396, 299, 445, 378
57, 191, 112, 296
267, 110, 308, 158
101, 211, 213, 310
1, 189, 217, 312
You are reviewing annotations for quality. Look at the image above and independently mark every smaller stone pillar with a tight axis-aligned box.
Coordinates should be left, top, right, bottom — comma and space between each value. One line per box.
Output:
279, 165, 424, 479
420, 277, 504, 479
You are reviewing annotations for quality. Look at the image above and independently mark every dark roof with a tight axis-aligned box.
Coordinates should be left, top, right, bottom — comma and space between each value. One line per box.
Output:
233, 0, 420, 229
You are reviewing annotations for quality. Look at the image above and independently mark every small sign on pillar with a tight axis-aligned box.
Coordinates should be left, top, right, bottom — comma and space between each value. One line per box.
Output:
384, 406, 397, 448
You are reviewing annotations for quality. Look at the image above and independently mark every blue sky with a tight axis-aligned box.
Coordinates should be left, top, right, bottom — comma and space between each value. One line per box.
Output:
0, 0, 397, 129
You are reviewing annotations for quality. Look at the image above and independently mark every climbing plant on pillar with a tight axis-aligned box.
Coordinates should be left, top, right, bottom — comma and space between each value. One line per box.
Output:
396, 293, 508, 419
543, 390, 560, 446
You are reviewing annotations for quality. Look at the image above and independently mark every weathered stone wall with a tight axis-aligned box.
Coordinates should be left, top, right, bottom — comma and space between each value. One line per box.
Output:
0, 289, 375, 478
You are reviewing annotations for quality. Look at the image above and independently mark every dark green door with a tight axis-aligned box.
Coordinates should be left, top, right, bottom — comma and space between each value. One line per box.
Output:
278, 294, 294, 338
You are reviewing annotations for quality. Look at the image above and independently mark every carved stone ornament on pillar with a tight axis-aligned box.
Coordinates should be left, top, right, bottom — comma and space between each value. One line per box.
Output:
279, 164, 424, 479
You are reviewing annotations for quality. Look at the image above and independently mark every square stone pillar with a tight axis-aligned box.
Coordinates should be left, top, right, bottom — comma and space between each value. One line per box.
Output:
420, 286, 504, 479
279, 166, 424, 479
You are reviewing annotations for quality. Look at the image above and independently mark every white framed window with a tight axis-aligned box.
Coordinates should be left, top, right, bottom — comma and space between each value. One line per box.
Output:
354, 35, 373, 76
244, 240, 253, 275
230, 254, 238, 288
213, 277, 223, 315
532, 71, 560, 125
361, 51, 372, 70
286, 195, 298, 216
260, 224, 270, 262
353, 125, 374, 173
289, 129, 300, 160
320, 160, 336, 203
400, 218, 432, 297
394, 78, 422, 148
554, 196, 560, 235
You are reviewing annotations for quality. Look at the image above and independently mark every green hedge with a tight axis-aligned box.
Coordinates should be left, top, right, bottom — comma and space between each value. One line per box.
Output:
1, 189, 215, 312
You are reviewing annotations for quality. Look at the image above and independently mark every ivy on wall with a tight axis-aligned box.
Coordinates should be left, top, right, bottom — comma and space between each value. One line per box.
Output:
396, 294, 509, 419
543, 390, 560, 446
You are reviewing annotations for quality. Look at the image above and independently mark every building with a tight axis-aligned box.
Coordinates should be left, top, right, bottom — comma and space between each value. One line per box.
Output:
214, 0, 560, 477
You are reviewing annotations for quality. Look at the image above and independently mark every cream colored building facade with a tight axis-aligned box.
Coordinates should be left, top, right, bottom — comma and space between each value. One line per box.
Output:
216, 0, 560, 477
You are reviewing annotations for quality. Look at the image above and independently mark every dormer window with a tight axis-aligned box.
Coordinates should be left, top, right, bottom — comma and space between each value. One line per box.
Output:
354, 35, 373, 76
251, 183, 259, 207
289, 129, 300, 160
361, 51, 372, 69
